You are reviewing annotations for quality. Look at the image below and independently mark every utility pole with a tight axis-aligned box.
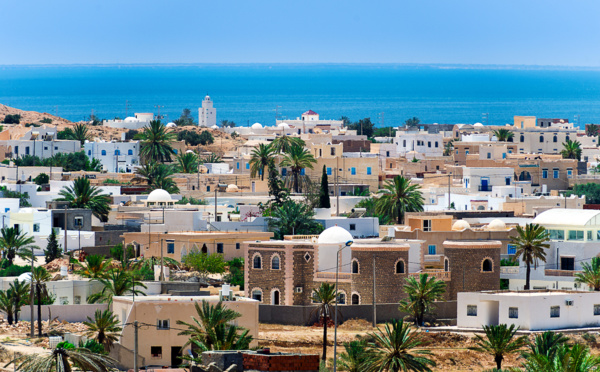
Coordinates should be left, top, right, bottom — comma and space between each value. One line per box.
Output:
125, 100, 131, 118
275, 105, 281, 121
63, 205, 68, 254
214, 189, 218, 222
133, 320, 139, 372
154, 105, 164, 120
448, 174, 451, 209
160, 235, 164, 282
30, 251, 34, 338
372, 255, 377, 327
335, 164, 339, 217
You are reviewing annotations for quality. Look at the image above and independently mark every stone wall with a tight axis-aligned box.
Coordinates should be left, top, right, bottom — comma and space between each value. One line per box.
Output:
292, 249, 316, 305
351, 248, 409, 305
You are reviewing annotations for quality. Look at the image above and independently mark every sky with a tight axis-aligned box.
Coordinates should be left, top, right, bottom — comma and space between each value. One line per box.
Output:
1, 0, 600, 66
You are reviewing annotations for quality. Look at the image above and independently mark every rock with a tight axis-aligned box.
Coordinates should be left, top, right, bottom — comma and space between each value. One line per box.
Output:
186, 277, 199, 283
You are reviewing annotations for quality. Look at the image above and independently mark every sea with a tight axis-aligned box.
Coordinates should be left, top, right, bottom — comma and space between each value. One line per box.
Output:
1, 64, 600, 127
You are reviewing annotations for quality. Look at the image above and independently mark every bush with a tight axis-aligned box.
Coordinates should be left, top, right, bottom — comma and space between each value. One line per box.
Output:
33, 173, 49, 185
177, 130, 202, 146
110, 243, 134, 261
56, 341, 75, 350
225, 258, 244, 290
0, 265, 32, 277
40, 117, 52, 124
500, 258, 519, 266
199, 131, 214, 145
80, 339, 106, 354
2, 114, 21, 124
34, 291, 56, 305
25, 123, 40, 127
175, 196, 208, 205
1, 160, 8, 165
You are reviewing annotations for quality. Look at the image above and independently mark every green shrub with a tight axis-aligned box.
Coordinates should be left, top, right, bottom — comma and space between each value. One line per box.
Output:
80, 339, 106, 354
500, 258, 519, 266
1, 160, 8, 165
2, 114, 21, 124
33, 173, 49, 185
40, 118, 52, 124
56, 341, 75, 349
0, 265, 32, 277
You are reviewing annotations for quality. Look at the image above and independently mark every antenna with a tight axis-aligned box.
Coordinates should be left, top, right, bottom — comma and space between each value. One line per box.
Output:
154, 105, 164, 120
125, 100, 131, 118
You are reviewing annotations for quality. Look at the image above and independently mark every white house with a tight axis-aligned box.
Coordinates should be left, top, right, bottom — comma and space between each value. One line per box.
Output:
84, 141, 140, 173
462, 167, 515, 193
103, 113, 153, 130
199, 95, 217, 128
394, 130, 443, 158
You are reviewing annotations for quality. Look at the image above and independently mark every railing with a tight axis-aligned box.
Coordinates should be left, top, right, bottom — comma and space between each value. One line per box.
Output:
500, 266, 520, 274
478, 185, 492, 191
424, 254, 444, 263
315, 272, 352, 280
284, 235, 319, 241
544, 269, 581, 277
409, 270, 451, 281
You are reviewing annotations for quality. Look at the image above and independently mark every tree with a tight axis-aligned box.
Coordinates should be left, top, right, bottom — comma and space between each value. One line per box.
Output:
493, 128, 514, 142
0, 188, 31, 207
339, 116, 351, 127
0, 227, 37, 266
181, 250, 226, 282
337, 340, 369, 372
280, 143, 317, 193
199, 131, 214, 145
75, 254, 112, 279
366, 318, 435, 372
203, 153, 223, 163
224, 258, 244, 290
443, 140, 454, 157
521, 343, 600, 372
568, 183, 600, 204
372, 127, 397, 138
268, 200, 324, 239
521, 331, 568, 361
470, 324, 527, 370
561, 139, 582, 160
176, 152, 199, 173
355, 197, 391, 225
6, 346, 118, 372
2, 114, 21, 124
375, 175, 424, 224
347, 118, 374, 138
31, 266, 52, 336
249, 144, 275, 181
587, 124, 600, 137
133, 162, 179, 193
44, 228, 61, 264
56, 176, 111, 222
88, 270, 146, 305
177, 130, 203, 146
510, 223, 550, 290
173, 108, 196, 126
33, 173, 49, 185
575, 256, 600, 291
0, 290, 15, 325
72, 123, 91, 146
220, 120, 236, 128
9, 279, 30, 323
405, 117, 420, 128
318, 165, 331, 209
310, 283, 340, 361
265, 165, 289, 211
271, 136, 305, 154
399, 274, 446, 327
83, 309, 122, 352
139, 120, 176, 163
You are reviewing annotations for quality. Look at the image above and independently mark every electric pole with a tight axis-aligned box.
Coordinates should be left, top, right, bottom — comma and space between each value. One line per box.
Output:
134, 321, 139, 372
154, 105, 164, 120
372, 255, 377, 327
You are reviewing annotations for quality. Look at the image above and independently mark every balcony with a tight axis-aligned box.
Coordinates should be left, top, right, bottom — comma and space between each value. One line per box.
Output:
544, 269, 581, 277
500, 266, 520, 275
478, 185, 492, 191
424, 254, 444, 263
409, 269, 451, 281
315, 272, 352, 282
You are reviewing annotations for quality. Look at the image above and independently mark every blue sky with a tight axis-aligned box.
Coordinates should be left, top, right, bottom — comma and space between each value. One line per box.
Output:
2, 0, 599, 66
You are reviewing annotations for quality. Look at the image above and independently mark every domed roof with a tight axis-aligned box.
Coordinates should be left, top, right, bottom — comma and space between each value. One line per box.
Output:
186, 149, 195, 154
474, 122, 484, 127
226, 184, 239, 192
452, 220, 471, 231
166, 123, 177, 128
318, 226, 353, 245
211, 125, 219, 129
487, 219, 507, 231
277, 122, 290, 128
124, 117, 137, 122
147, 189, 172, 203
251, 123, 263, 130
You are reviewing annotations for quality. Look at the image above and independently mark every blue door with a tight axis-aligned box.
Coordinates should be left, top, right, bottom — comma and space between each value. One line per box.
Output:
481, 178, 489, 191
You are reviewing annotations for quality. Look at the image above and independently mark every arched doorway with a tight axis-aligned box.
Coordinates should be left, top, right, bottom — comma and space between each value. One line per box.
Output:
201, 244, 208, 254
272, 290, 280, 305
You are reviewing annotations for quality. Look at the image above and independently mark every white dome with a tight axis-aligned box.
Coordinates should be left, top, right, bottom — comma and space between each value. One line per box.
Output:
186, 150, 195, 154
277, 122, 290, 128
211, 125, 219, 129
226, 184, 239, 192
474, 123, 484, 127
124, 117, 137, 122
452, 220, 471, 231
487, 219, 507, 231
166, 123, 177, 128
17, 273, 32, 283
147, 189, 172, 203
251, 123, 263, 130
318, 226, 353, 245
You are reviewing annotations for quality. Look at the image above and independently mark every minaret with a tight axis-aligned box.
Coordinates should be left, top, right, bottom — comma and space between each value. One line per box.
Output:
198, 95, 217, 127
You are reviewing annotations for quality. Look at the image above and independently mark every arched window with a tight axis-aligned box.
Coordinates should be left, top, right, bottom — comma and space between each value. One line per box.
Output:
482, 258, 493, 272
253, 254, 262, 269
101, 150, 107, 156
87, 150, 91, 156
115, 149, 120, 155
395, 260, 405, 274
271, 255, 280, 270
337, 292, 346, 305
539, 135, 544, 143
553, 135, 557, 143
520, 135, 524, 142
251, 289, 262, 302
128, 149, 133, 155
271, 289, 280, 305
444, 258, 449, 272
566, 135, 570, 142
351, 260, 359, 274
201, 244, 208, 254
351, 293, 360, 305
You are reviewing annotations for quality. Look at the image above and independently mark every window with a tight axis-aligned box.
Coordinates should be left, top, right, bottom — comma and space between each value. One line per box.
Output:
549, 230, 565, 240
465, 150, 469, 155
428, 245, 436, 255
251, 289, 262, 302
428, 141, 431, 148
566, 135, 570, 141
550, 306, 560, 318
217, 243, 224, 253
337, 292, 346, 305
487, 152, 491, 159
467, 305, 477, 316
74, 217, 83, 227
588, 230, 593, 241
594, 304, 600, 316
508, 307, 518, 319
253, 255, 262, 269
331, 147, 336, 156
272, 289, 280, 305
173, 149, 178, 154
101, 150, 107, 156
151, 346, 162, 358
539, 135, 544, 143
114, 149, 120, 155
207, 186, 210, 192
553, 168, 559, 179
423, 219, 431, 232
553, 135, 558, 143
236, 243, 240, 250
326, 167, 332, 176
366, 167, 371, 175
435, 141, 439, 148
505, 177, 511, 185
271, 255, 280, 270
157, 319, 170, 330
561, 257, 575, 271
300, 168, 305, 176
352, 260, 359, 274
567, 168, 573, 179
395, 260, 405, 274
346, 224, 355, 232
88, 150, 91, 156
282, 168, 287, 176
246, 163, 249, 169
128, 149, 133, 155
74, 296, 81, 305
386, 151, 390, 156
542, 169, 548, 179
351, 167, 356, 175
304, 252, 311, 262
402, 140, 406, 147
520, 135, 524, 142
167, 241, 175, 254
351, 294, 360, 305
33, 223, 40, 232
482, 258, 493, 272
507, 244, 516, 255
568, 230, 584, 241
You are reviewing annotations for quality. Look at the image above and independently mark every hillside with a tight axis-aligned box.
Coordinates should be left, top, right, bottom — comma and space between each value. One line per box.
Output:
0, 104, 72, 126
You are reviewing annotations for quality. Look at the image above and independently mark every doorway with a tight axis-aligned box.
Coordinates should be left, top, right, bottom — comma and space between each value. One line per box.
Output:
171, 346, 182, 367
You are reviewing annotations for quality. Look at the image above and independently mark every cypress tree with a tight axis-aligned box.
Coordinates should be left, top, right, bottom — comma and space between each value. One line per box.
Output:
44, 228, 61, 263
319, 165, 331, 209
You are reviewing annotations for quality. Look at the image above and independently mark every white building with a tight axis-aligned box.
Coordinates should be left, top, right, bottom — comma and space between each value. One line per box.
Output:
458, 290, 600, 331
84, 141, 140, 173
199, 95, 217, 128
275, 110, 344, 134
394, 130, 444, 158
103, 113, 153, 130
462, 167, 515, 193
1, 138, 80, 159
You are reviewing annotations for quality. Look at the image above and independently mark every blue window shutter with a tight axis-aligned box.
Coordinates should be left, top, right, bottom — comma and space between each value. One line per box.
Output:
326, 167, 332, 176
300, 168, 305, 176
367, 167, 371, 175
246, 163, 249, 169
351, 167, 356, 175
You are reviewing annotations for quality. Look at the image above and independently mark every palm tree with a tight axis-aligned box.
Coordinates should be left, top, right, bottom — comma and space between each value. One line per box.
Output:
83, 309, 122, 352
310, 282, 340, 362
75, 254, 112, 279
31, 266, 52, 336
561, 139, 582, 160
133, 162, 179, 194
0, 227, 38, 266
443, 140, 454, 157
271, 135, 305, 154
280, 144, 317, 193
521, 331, 568, 361
267, 200, 323, 240
510, 223, 550, 290
365, 319, 435, 372
522, 343, 600, 372
493, 128, 515, 142
88, 270, 147, 305
575, 257, 600, 291
9, 280, 30, 323
249, 143, 275, 181
337, 340, 369, 372
375, 175, 424, 224
176, 152, 199, 173
398, 273, 446, 327
6, 346, 117, 372
139, 120, 176, 163
203, 153, 223, 163
176, 300, 252, 351
587, 124, 600, 137
72, 123, 91, 146
56, 177, 111, 222
470, 324, 527, 370
0, 290, 15, 324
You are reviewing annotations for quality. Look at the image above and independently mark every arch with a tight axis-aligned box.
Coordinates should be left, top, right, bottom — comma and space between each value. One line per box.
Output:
201, 243, 208, 254
395, 259, 405, 274
271, 254, 281, 270
520, 135, 524, 142
128, 149, 133, 155
271, 288, 281, 305
481, 257, 494, 272
351, 259, 360, 274
351, 292, 361, 305
518, 171, 531, 181
337, 290, 347, 305
252, 252, 262, 269
101, 150, 107, 156
115, 149, 120, 155
539, 135, 544, 143
553, 135, 558, 143
251, 288, 263, 302
477, 205, 485, 211
444, 258, 449, 272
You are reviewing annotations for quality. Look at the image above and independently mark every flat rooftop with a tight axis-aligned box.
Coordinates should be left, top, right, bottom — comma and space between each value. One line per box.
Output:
113, 295, 257, 303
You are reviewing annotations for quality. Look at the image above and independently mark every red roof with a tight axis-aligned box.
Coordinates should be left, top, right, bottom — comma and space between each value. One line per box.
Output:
303, 110, 318, 115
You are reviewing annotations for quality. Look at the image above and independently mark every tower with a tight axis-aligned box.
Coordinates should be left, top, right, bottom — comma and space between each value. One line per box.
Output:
199, 95, 217, 127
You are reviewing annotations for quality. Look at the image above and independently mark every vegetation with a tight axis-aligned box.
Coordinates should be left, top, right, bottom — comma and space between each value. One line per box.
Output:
249, 143, 275, 181
372, 126, 397, 137
405, 117, 420, 128
224, 258, 244, 290
561, 139, 582, 160
268, 199, 324, 239
181, 250, 226, 281
264, 164, 290, 212
173, 108, 196, 126
568, 183, 600, 204
87, 270, 147, 305
176, 196, 208, 205
2, 114, 21, 124
521, 343, 600, 371
398, 273, 446, 327
280, 143, 317, 193
0, 187, 31, 207
346, 118, 375, 138
56, 176, 111, 222
493, 128, 515, 142
83, 309, 122, 352
366, 318, 435, 372
72, 123, 91, 146
220, 119, 236, 128
33, 173, 49, 185
375, 175, 424, 224
14, 152, 102, 172
0, 227, 37, 266
0, 264, 31, 277
203, 153, 223, 163
311, 283, 340, 361
318, 165, 331, 209
337, 340, 369, 372
198, 130, 215, 145
9, 279, 30, 323
76, 254, 112, 279
443, 140, 454, 157
6, 346, 118, 372
31, 266, 52, 336
133, 162, 179, 193
521, 331, 568, 361
355, 197, 392, 225
271, 135, 305, 153
175, 151, 199, 173
470, 324, 527, 370
40, 117, 52, 124
139, 120, 176, 163
575, 256, 600, 291
510, 223, 550, 290
44, 228, 61, 263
